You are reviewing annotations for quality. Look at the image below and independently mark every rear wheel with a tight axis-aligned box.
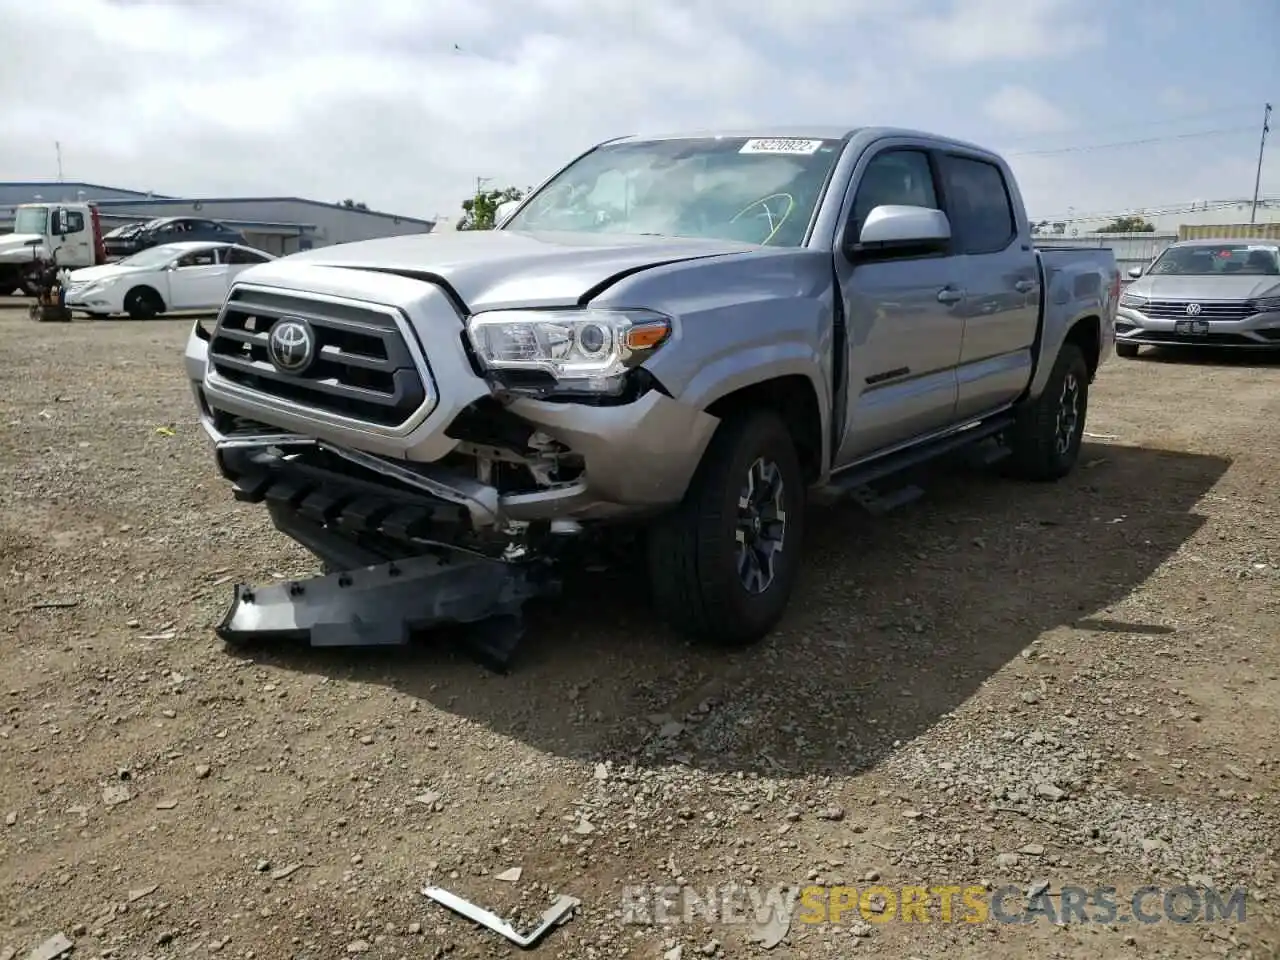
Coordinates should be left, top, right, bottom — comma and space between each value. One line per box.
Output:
1115, 342, 1140, 358
1002, 342, 1089, 482
647, 409, 805, 647
124, 287, 163, 320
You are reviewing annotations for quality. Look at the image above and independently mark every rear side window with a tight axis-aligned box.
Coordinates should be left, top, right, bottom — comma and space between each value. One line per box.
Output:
939, 155, 1016, 255
225, 247, 269, 264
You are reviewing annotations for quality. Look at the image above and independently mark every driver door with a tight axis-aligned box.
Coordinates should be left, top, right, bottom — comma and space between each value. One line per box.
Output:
831, 144, 967, 465
166, 248, 228, 309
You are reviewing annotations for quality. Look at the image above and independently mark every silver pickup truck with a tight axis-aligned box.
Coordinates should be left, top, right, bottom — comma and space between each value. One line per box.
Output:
185, 127, 1118, 659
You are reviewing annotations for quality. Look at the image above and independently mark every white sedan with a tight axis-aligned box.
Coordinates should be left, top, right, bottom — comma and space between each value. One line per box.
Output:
64, 241, 276, 319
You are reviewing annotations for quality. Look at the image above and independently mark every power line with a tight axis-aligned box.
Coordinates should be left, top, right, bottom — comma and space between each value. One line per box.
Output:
994, 103, 1265, 145
1007, 126, 1256, 158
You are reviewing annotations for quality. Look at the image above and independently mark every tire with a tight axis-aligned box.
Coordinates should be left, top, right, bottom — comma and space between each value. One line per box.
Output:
124, 287, 163, 320
1115, 342, 1140, 359
647, 409, 806, 647
1003, 342, 1089, 482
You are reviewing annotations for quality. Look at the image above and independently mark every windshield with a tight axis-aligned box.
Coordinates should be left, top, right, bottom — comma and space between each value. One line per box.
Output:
14, 206, 49, 235
116, 245, 184, 268
1148, 243, 1280, 277
503, 136, 844, 246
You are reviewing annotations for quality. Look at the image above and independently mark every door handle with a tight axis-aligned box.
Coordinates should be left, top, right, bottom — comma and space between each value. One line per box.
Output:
937, 287, 964, 304
1014, 279, 1038, 293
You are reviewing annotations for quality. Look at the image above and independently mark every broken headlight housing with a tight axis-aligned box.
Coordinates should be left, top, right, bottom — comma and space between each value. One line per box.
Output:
466, 308, 672, 395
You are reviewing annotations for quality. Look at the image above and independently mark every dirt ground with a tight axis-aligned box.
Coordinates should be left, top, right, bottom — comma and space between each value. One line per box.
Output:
1, 306, 1277, 960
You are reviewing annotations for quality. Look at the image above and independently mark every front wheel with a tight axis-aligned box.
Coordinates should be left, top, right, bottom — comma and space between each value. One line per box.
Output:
647, 409, 806, 647
124, 287, 162, 320
1115, 342, 1140, 359
1002, 342, 1089, 482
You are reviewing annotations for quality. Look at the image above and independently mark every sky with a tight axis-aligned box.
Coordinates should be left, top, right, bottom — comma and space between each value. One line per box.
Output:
2, 0, 1277, 225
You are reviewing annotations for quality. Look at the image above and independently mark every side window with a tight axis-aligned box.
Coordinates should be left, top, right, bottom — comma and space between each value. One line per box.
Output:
64, 211, 86, 234
225, 247, 268, 264
176, 250, 217, 268
851, 149, 939, 234
938, 155, 1016, 255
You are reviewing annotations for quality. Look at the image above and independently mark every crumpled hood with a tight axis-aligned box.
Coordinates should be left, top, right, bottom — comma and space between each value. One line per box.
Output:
1127, 274, 1280, 301
0, 233, 47, 262
260, 229, 761, 312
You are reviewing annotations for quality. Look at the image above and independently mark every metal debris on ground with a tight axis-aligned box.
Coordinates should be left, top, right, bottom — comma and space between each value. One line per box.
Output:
24, 933, 73, 960
421, 885, 579, 949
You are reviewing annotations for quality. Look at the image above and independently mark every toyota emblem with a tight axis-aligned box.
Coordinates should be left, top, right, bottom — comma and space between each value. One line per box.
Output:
267, 317, 316, 373
1184, 302, 1203, 316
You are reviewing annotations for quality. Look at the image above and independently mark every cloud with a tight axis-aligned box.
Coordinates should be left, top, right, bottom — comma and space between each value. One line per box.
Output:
982, 86, 1072, 134
899, 0, 1103, 64
0, 0, 1272, 226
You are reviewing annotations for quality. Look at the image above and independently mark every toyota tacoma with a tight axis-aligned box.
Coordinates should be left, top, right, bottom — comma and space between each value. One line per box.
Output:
184, 127, 1119, 655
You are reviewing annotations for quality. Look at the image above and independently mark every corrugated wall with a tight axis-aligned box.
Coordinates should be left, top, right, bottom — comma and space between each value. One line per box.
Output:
1178, 223, 1280, 241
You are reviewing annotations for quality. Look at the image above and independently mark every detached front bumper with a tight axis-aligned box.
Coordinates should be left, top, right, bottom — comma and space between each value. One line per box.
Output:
1115, 305, 1280, 349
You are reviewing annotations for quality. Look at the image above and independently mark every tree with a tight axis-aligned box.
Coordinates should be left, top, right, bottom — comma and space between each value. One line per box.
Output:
339, 199, 369, 210
1097, 215, 1154, 233
457, 186, 525, 231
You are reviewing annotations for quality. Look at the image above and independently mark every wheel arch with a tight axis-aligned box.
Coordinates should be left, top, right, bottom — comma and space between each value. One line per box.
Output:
704, 374, 825, 485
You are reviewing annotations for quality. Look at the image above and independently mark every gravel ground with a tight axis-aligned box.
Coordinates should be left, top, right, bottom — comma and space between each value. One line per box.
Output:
1, 307, 1278, 960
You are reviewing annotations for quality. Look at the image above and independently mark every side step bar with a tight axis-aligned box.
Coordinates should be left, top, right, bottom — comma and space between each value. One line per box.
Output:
216, 553, 558, 672
816, 413, 1015, 512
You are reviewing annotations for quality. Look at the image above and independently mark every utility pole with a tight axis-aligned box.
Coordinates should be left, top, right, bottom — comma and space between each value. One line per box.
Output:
1250, 103, 1271, 225
55, 141, 63, 181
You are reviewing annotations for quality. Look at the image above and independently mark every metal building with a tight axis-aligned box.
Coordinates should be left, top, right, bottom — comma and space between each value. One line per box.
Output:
0, 181, 435, 255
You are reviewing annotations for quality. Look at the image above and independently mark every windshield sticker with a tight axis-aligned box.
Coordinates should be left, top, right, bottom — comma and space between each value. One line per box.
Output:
739, 138, 825, 156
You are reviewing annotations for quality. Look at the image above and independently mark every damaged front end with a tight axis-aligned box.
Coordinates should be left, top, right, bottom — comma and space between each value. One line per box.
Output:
205, 407, 596, 670
188, 276, 718, 668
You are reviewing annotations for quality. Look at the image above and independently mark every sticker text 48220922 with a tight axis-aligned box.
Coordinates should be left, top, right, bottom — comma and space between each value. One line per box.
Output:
738, 139, 826, 156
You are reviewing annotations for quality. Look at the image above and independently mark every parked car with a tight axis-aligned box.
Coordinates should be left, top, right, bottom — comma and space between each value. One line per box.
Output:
103, 217, 247, 259
65, 241, 275, 319
185, 126, 1118, 651
101, 221, 148, 258
1115, 239, 1280, 356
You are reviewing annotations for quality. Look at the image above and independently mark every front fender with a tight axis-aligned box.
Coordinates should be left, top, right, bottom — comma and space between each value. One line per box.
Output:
592, 246, 836, 466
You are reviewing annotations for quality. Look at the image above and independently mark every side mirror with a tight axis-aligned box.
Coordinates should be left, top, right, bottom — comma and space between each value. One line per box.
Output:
849, 205, 951, 258
495, 199, 521, 227
1127, 266, 1143, 279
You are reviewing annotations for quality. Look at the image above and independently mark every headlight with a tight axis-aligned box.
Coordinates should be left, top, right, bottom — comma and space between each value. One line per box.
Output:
466, 308, 672, 392
1253, 297, 1280, 313
1119, 293, 1147, 309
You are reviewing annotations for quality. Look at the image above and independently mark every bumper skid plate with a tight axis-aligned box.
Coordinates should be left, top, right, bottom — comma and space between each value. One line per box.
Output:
215, 553, 557, 672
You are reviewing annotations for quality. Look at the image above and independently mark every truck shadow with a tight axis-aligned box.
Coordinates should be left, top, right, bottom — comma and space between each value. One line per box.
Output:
238, 441, 1230, 779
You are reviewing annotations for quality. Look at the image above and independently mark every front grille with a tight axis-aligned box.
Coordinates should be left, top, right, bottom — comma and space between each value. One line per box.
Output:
208, 286, 428, 428
1138, 299, 1258, 322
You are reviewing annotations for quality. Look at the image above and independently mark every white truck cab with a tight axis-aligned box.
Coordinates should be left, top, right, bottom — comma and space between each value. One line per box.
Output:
0, 202, 106, 294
